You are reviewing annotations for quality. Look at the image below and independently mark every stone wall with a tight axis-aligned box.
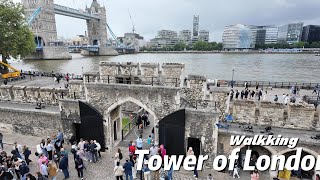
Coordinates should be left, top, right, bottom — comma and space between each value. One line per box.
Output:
59, 100, 82, 140
0, 85, 68, 105
85, 83, 181, 120
185, 109, 217, 167
210, 87, 229, 120
98, 62, 185, 87
180, 75, 213, 109
68, 80, 84, 99
231, 100, 317, 130
0, 107, 61, 137
140, 63, 159, 77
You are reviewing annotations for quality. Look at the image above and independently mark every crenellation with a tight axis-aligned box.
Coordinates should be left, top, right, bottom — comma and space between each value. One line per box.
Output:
0, 85, 14, 101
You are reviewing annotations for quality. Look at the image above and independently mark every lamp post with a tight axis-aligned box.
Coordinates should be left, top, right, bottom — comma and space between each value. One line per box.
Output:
231, 69, 235, 88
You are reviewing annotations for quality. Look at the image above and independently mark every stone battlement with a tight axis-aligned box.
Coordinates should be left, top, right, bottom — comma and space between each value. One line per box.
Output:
0, 85, 68, 105
231, 99, 319, 130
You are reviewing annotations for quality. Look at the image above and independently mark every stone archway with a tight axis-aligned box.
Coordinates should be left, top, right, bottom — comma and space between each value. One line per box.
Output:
277, 147, 319, 180
238, 145, 277, 180
104, 97, 159, 147
35, 36, 45, 47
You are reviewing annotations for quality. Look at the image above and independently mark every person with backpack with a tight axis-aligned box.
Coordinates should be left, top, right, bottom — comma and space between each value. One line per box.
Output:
114, 148, 122, 167
75, 155, 84, 180
19, 161, 30, 180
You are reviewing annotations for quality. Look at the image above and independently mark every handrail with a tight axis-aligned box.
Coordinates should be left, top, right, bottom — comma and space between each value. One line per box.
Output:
84, 74, 180, 87
121, 116, 137, 140
220, 80, 319, 90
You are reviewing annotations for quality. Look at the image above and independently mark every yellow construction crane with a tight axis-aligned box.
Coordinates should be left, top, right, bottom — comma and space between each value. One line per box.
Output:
0, 61, 21, 79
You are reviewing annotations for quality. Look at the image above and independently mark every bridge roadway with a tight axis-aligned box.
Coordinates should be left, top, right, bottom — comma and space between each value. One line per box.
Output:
54, 4, 99, 20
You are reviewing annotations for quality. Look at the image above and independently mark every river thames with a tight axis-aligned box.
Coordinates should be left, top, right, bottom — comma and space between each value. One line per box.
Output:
9, 53, 320, 82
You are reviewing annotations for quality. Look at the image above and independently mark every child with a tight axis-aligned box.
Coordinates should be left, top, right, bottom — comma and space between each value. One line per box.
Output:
147, 135, 151, 146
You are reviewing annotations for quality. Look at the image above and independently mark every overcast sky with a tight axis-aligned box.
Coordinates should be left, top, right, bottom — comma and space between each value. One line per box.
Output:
14, 0, 320, 42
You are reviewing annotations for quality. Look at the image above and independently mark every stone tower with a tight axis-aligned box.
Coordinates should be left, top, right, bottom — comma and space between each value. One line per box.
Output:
22, 0, 57, 47
21, 0, 71, 60
86, 0, 108, 46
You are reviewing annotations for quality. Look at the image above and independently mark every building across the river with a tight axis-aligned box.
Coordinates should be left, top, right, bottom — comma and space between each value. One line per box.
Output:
302, 25, 320, 43
149, 15, 210, 49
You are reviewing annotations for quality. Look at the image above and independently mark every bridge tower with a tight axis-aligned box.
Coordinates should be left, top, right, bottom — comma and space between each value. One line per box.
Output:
84, 0, 118, 56
86, 0, 107, 46
21, 0, 71, 60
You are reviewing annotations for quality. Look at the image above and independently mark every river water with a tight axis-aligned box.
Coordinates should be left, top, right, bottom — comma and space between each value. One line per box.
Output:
8, 53, 320, 82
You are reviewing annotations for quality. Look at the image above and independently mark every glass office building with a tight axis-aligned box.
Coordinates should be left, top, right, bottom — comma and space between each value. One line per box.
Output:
222, 24, 255, 50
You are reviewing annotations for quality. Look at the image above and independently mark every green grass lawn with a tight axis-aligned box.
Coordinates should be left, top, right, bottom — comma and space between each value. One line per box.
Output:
122, 117, 130, 127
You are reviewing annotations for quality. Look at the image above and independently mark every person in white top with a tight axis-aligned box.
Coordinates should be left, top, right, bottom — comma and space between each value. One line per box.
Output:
284, 94, 290, 105
114, 162, 124, 179
94, 140, 101, 158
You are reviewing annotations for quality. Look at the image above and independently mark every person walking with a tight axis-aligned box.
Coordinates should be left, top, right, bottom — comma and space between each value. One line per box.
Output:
114, 162, 124, 180
114, 148, 122, 167
75, 155, 84, 180
136, 135, 143, 150
123, 159, 133, 180
59, 154, 70, 179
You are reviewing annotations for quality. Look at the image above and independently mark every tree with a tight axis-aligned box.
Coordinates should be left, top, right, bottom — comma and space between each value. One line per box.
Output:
293, 41, 305, 48
193, 41, 209, 51
0, 0, 35, 68
173, 42, 186, 51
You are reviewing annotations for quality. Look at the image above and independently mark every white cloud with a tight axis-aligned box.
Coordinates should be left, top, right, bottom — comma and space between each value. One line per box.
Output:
12, 0, 320, 42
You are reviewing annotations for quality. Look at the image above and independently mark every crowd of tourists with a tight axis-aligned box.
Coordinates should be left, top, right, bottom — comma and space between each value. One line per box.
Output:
0, 130, 104, 180
229, 82, 302, 105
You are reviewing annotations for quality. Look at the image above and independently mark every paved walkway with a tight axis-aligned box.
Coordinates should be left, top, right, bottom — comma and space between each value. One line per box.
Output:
230, 87, 313, 104
2, 131, 311, 179
118, 115, 155, 148
5, 76, 68, 89
0, 101, 59, 113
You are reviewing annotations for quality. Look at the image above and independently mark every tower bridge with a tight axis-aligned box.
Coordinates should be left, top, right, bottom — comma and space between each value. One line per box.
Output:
22, 0, 133, 60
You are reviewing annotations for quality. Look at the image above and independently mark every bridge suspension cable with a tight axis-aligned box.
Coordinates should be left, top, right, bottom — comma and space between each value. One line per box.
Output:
106, 24, 126, 48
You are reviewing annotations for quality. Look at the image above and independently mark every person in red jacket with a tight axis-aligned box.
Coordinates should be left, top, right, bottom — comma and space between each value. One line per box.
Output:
129, 142, 136, 162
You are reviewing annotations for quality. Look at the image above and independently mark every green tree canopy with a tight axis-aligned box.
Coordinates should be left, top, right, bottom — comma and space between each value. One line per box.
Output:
0, 0, 35, 64
173, 42, 186, 51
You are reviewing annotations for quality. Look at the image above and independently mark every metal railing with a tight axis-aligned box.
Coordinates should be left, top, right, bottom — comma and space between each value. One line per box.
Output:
219, 80, 319, 90
121, 116, 137, 140
84, 74, 181, 87
20, 70, 83, 80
